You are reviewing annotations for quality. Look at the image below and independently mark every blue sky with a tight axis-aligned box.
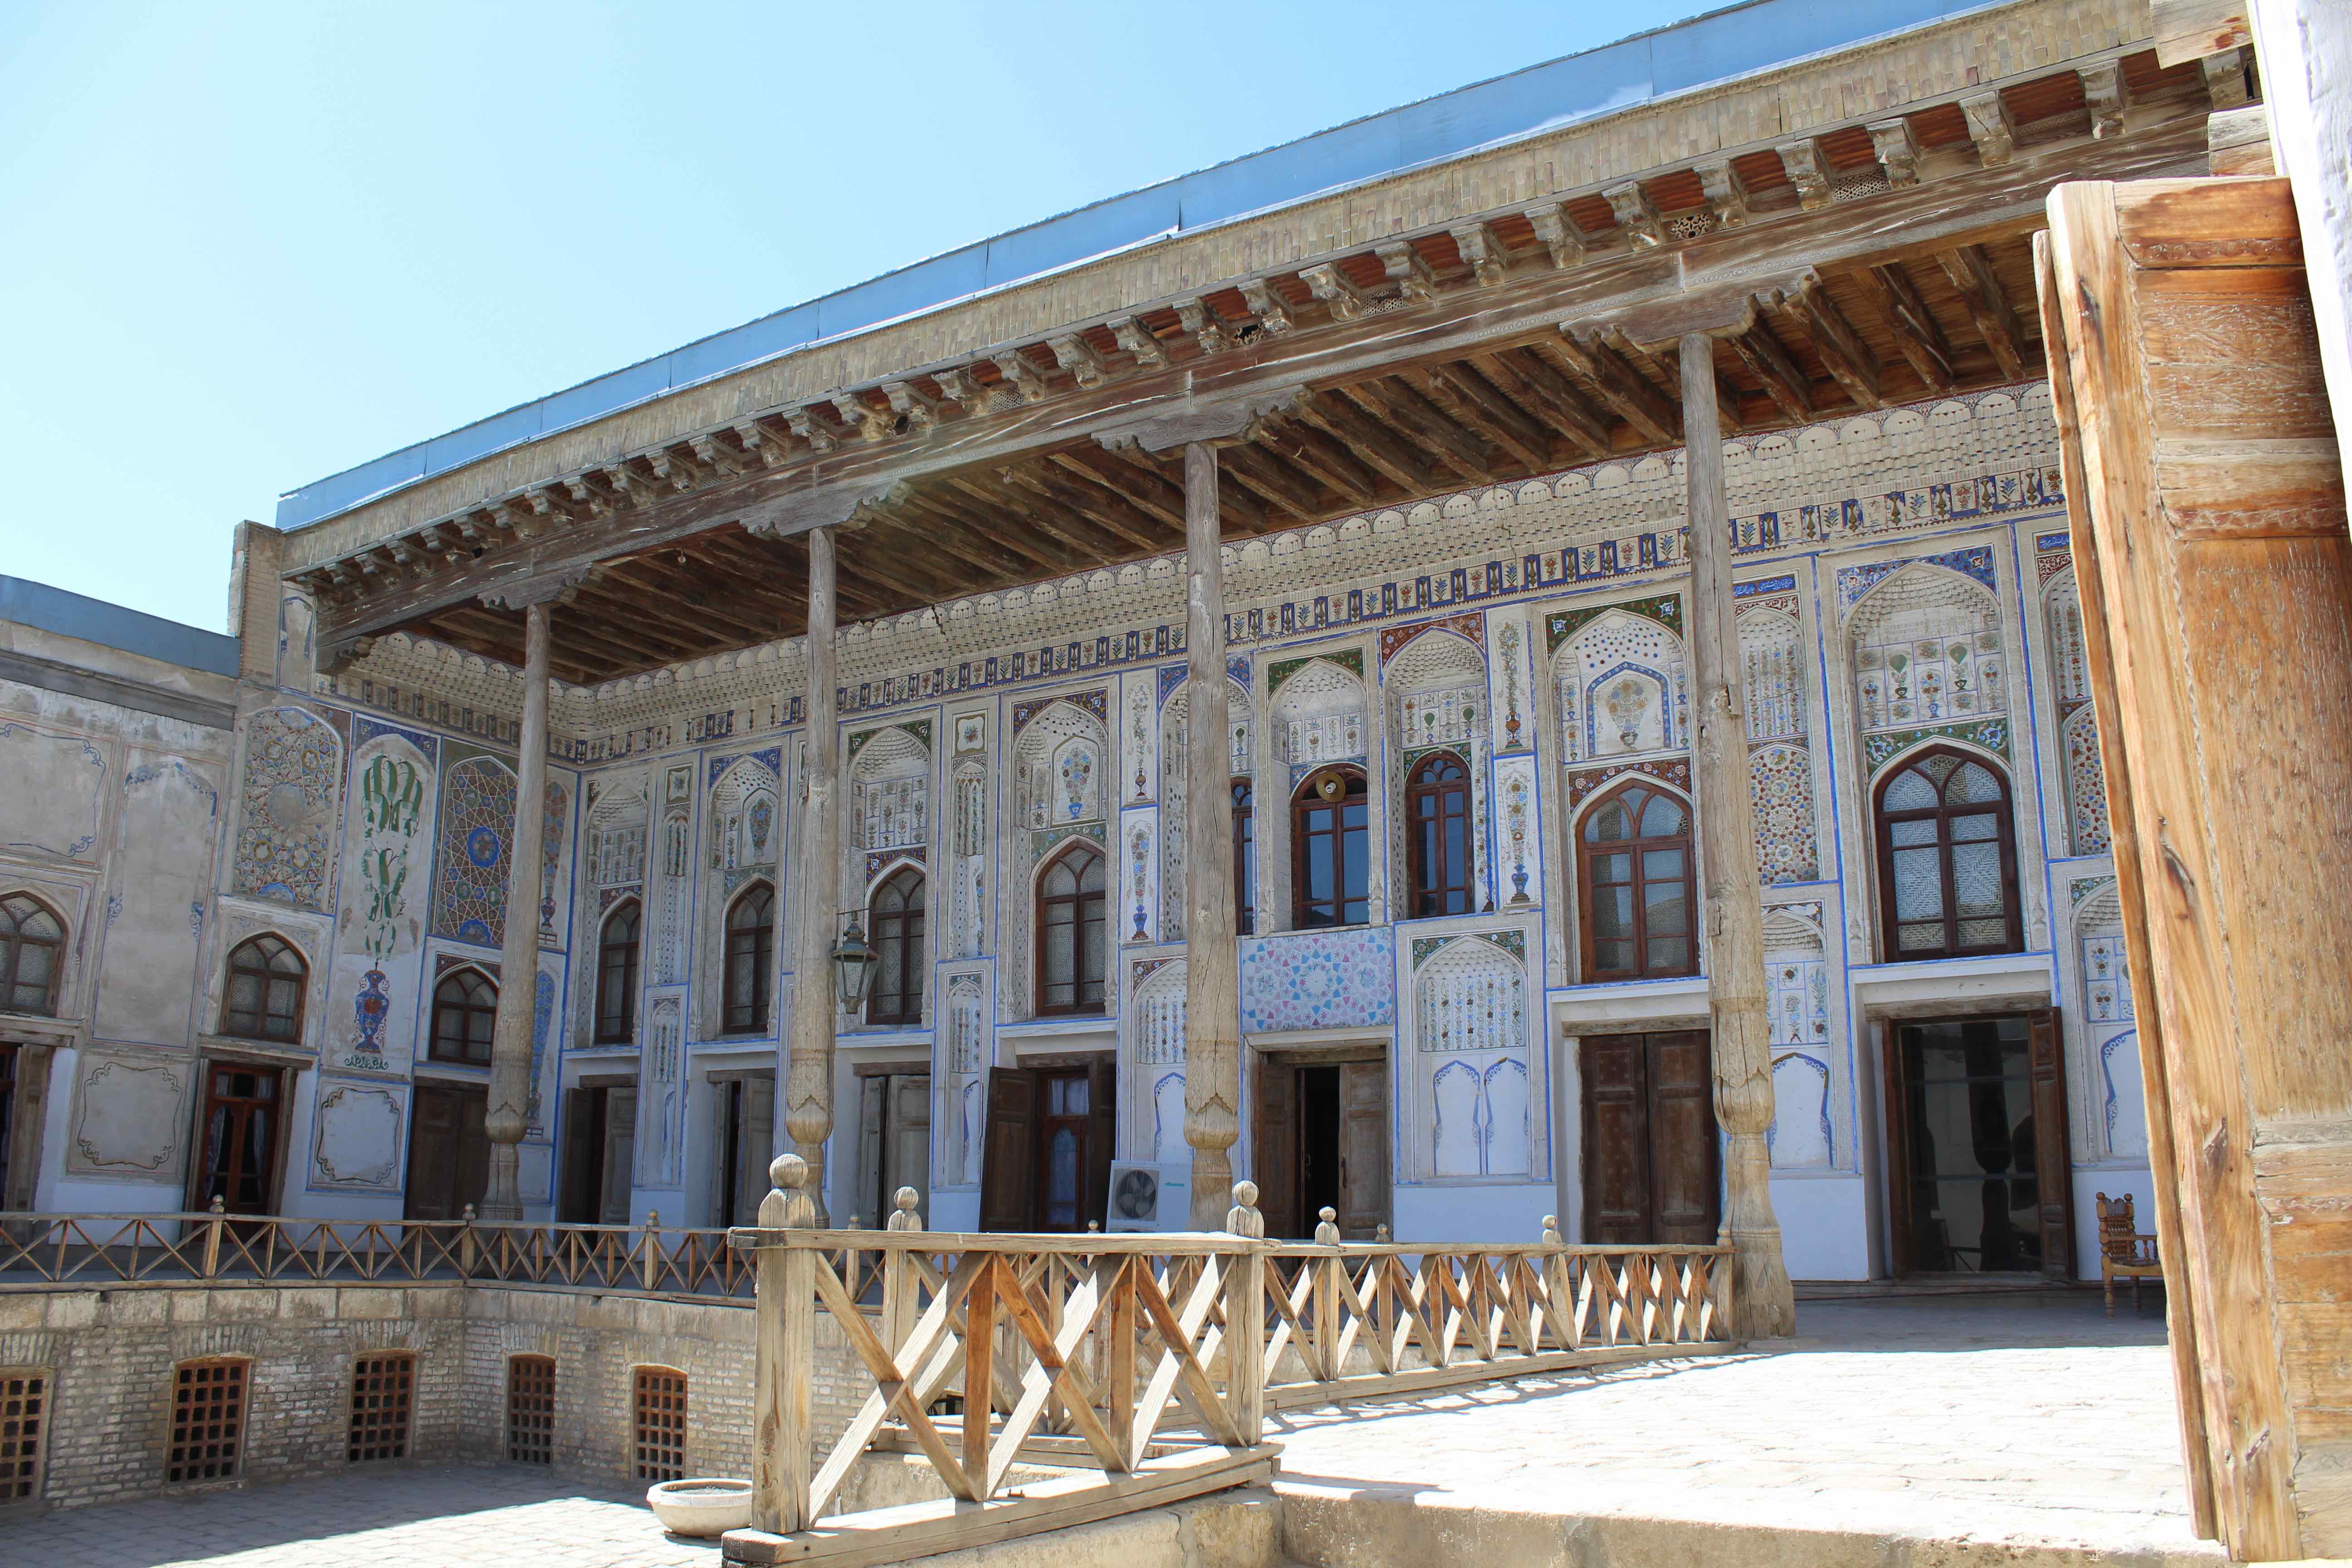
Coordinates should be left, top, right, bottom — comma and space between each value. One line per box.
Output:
2, 1, 1706, 632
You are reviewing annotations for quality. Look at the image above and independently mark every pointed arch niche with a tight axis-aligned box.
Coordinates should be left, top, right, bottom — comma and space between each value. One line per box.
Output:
2043, 567, 2110, 856
1406, 932, 1541, 1184
1158, 678, 1252, 943
1762, 906, 1834, 1171
1127, 959, 1189, 1164
1265, 655, 1372, 932
1004, 698, 1108, 1018
695, 755, 781, 1038
2073, 883, 2146, 1163
1385, 631, 1491, 917
1737, 596, 1818, 885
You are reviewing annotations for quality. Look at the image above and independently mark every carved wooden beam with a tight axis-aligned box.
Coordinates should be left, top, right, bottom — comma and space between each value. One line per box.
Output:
1373, 240, 1437, 305
1726, 318, 1814, 424
1604, 181, 1665, 246
1298, 262, 1374, 322
1236, 279, 1295, 336
1936, 243, 2027, 379
1415, 363, 1552, 471
1861, 262, 1956, 392
1473, 346, 1612, 458
1295, 392, 1428, 491
1343, 379, 1493, 485
1047, 333, 1108, 389
2080, 62, 2130, 139
1449, 223, 1508, 286
999, 462, 1169, 550
1219, 443, 1322, 523
1961, 89, 2016, 167
1775, 138, 1833, 210
1553, 329, 1679, 444
1695, 159, 1751, 228
882, 380, 944, 433
990, 353, 1051, 404
1868, 118, 1923, 187
1257, 416, 1380, 504
1046, 446, 1187, 529
1173, 298, 1229, 356
1523, 202, 1585, 269
1109, 314, 1169, 368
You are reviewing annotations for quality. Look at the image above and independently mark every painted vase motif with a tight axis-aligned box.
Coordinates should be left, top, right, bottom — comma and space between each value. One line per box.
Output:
353, 969, 390, 1068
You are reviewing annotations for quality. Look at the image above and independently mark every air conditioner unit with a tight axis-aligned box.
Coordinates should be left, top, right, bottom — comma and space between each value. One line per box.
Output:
1105, 1161, 1182, 1232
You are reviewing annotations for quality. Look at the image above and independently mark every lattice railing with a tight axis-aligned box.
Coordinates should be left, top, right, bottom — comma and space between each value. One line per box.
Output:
717, 1166, 1736, 1566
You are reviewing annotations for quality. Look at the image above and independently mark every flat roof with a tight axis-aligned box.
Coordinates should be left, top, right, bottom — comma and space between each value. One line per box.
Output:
275, 0, 1995, 533
0, 576, 242, 677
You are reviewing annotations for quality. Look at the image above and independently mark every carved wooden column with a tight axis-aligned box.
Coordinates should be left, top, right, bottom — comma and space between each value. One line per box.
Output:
1183, 441, 1242, 1230
481, 594, 554, 1221
1680, 332, 1795, 1338
785, 525, 840, 1225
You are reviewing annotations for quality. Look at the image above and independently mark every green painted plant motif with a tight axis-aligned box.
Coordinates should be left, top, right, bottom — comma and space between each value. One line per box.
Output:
356, 750, 425, 962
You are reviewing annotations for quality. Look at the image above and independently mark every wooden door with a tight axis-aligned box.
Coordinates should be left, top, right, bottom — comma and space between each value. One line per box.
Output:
735, 1075, 774, 1227
886, 1073, 931, 1217
1082, 1058, 1114, 1233
600, 1087, 636, 1224
978, 1067, 1039, 1232
1336, 1059, 1388, 1240
193, 1062, 284, 1216
2025, 1008, 2074, 1282
858, 1075, 887, 1226
1882, 1013, 2070, 1277
1580, 1031, 1717, 1245
2043, 178, 2352, 1554
559, 1086, 604, 1223
1251, 1057, 1300, 1240
404, 1082, 488, 1221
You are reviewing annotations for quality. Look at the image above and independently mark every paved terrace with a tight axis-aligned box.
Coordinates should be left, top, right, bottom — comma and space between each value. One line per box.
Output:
6, 1292, 2215, 1568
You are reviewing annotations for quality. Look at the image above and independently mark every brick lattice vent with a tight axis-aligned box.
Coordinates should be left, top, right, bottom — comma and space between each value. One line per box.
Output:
167, 1360, 249, 1484
507, 1355, 555, 1465
1, 1370, 45, 1502
347, 1352, 415, 1463
632, 1367, 686, 1482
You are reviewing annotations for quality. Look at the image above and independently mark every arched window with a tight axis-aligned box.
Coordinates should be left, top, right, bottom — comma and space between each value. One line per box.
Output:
1579, 782, 1695, 982
1035, 842, 1107, 1016
1292, 767, 1370, 928
723, 883, 776, 1034
429, 968, 497, 1065
595, 899, 641, 1044
1405, 752, 1473, 919
868, 867, 926, 1026
222, 934, 305, 1043
0, 893, 64, 1017
1231, 778, 1255, 936
1875, 748, 2021, 959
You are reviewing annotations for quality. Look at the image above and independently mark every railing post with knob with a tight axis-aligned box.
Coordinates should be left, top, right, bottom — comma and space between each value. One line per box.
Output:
749, 1155, 817, 1536
882, 1186, 922, 1356
1223, 1181, 1266, 1446
202, 1196, 225, 1279
1541, 1215, 1578, 1350
1313, 1205, 1342, 1385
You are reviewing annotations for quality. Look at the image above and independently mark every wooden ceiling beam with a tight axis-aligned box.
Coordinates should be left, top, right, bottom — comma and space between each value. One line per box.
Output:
1413, 363, 1553, 472
1552, 331, 1680, 445
1296, 392, 1431, 492
1861, 262, 1957, 392
1727, 318, 1817, 424
602, 554, 786, 644
1219, 444, 1325, 524
1046, 447, 1188, 529
1936, 243, 2029, 379
895, 488, 1076, 576
1343, 378, 1495, 486
861, 501, 1036, 583
943, 473, 1128, 563
1473, 346, 1614, 458
999, 464, 1171, 551
1774, 278, 1883, 410
1255, 416, 1381, 505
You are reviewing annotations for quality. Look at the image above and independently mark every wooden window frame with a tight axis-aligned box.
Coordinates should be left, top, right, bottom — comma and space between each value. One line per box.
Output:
1290, 766, 1371, 929
1033, 841, 1107, 1018
346, 1351, 414, 1464
1576, 780, 1698, 983
721, 882, 776, 1035
867, 866, 926, 1028
0, 892, 65, 1019
1872, 746, 2024, 961
427, 967, 498, 1067
1403, 750, 1474, 919
594, 898, 641, 1044
632, 1365, 687, 1482
166, 1357, 249, 1485
221, 933, 306, 1044
190, 1058, 287, 1216
1231, 777, 1255, 936
0, 1367, 46, 1504
505, 1354, 554, 1465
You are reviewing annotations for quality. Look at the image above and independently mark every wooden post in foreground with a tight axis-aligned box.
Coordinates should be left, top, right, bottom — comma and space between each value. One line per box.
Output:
1222, 1181, 1265, 1445
786, 527, 840, 1225
1184, 444, 1242, 1230
1680, 333, 1795, 1340
748, 1153, 816, 1535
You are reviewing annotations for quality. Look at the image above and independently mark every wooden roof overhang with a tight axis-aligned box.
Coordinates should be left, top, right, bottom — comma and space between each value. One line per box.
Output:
290, 47, 2218, 687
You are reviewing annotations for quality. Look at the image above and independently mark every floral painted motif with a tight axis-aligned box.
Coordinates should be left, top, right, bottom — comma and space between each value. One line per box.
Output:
232, 709, 343, 911
1750, 744, 1818, 885
1239, 928, 1395, 1033
433, 756, 518, 946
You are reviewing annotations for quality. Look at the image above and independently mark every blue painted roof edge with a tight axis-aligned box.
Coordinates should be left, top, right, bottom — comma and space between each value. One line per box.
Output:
0, 576, 242, 678
277, 0, 2009, 533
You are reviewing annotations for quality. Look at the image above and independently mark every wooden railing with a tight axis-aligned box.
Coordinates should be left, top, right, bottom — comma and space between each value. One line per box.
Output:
720, 1164, 1736, 1567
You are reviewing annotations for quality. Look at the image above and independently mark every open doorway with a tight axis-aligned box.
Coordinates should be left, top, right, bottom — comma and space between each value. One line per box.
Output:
1251, 1048, 1387, 1240
1883, 1010, 2072, 1278
979, 1055, 1114, 1232
708, 1072, 773, 1228
856, 1066, 931, 1228
557, 1081, 635, 1224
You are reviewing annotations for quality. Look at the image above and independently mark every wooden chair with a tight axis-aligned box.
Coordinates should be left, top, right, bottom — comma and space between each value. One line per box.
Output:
2095, 1191, 2161, 1315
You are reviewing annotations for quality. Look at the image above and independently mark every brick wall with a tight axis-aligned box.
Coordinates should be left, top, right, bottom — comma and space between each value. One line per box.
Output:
0, 1282, 865, 1513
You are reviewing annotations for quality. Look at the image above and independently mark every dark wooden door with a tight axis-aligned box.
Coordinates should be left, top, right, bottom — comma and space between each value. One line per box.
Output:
978, 1067, 1040, 1232
1580, 1031, 1718, 1245
1083, 1058, 1116, 1234
193, 1062, 284, 1215
1251, 1057, 1300, 1239
600, 1087, 636, 1224
2026, 1008, 2074, 1281
404, 1082, 489, 1221
560, 1086, 605, 1223
1336, 1059, 1388, 1240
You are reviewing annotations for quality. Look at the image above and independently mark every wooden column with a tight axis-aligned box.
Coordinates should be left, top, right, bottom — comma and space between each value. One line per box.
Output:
747, 1152, 816, 1536
1680, 332, 1795, 1338
785, 525, 840, 1225
480, 596, 553, 1221
1183, 441, 1242, 1231
2043, 176, 2352, 1561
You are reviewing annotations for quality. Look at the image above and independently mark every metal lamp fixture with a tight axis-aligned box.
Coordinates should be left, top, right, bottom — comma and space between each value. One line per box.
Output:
832, 913, 877, 1009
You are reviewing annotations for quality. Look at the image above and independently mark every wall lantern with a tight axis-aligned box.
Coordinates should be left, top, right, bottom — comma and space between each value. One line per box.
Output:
832, 914, 877, 1009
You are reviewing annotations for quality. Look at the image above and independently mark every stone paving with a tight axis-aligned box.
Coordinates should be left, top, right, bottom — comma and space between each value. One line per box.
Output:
1270, 1287, 2217, 1563
4, 1289, 2209, 1567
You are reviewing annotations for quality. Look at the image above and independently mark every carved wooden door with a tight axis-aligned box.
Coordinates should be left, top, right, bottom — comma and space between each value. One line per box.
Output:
978, 1066, 1039, 1232
1251, 1057, 1299, 1239
1581, 1031, 1717, 1245
1336, 1059, 1389, 1240
403, 1081, 487, 1222
600, 1087, 636, 1224
193, 1062, 284, 1216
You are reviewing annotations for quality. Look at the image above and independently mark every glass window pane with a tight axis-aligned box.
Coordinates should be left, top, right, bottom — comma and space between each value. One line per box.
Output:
1592, 852, 1632, 886
1950, 763, 2004, 804
1890, 818, 1938, 847
1079, 853, 1104, 894
1594, 938, 1635, 971
1592, 885, 1635, 941
1884, 769, 1939, 811
1641, 848, 1684, 882
1957, 916, 2010, 946
1587, 801, 1630, 842
1951, 842, 2004, 916
1646, 935, 1690, 972
1639, 795, 1686, 838
1891, 846, 1945, 921
1950, 811, 1999, 843
1897, 921, 1946, 951
1644, 880, 1689, 936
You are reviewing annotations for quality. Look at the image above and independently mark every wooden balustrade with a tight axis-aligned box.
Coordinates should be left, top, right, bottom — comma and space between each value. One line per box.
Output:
721, 1166, 1735, 1567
